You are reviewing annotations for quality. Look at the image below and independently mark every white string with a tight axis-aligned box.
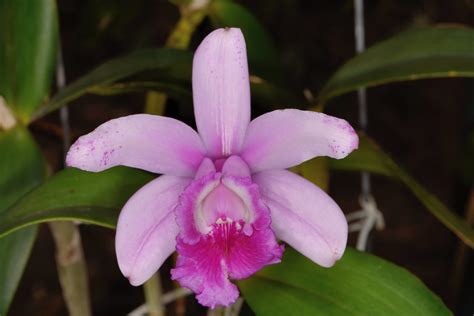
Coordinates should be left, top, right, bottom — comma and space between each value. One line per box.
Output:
348, 195, 385, 251
128, 288, 192, 316
346, 0, 385, 251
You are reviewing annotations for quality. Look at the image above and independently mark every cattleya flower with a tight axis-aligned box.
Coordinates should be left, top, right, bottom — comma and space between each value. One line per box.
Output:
66, 28, 358, 307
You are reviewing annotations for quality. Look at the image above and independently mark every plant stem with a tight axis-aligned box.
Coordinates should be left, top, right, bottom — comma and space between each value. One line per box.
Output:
224, 298, 244, 316
0, 96, 17, 130
50, 42, 92, 316
49, 221, 92, 316
207, 306, 224, 316
143, 273, 165, 316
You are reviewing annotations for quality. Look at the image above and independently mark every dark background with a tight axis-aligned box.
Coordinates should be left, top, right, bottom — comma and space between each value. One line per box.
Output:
10, 0, 474, 315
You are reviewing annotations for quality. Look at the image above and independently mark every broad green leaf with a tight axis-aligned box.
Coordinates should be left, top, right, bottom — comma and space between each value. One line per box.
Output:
0, 126, 45, 315
33, 46, 300, 118
294, 157, 329, 192
91, 77, 301, 111
0, 0, 58, 122
330, 134, 474, 248
0, 167, 154, 238
240, 247, 451, 315
209, 0, 281, 81
32, 48, 193, 120
319, 26, 474, 105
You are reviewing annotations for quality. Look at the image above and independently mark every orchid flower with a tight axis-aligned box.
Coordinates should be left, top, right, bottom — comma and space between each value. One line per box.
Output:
66, 28, 358, 308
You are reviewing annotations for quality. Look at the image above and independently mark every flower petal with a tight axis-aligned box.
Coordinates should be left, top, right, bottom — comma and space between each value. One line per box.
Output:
192, 28, 250, 158
195, 157, 216, 179
116, 175, 191, 286
253, 170, 348, 267
66, 114, 206, 177
222, 156, 250, 178
172, 235, 240, 308
241, 109, 359, 172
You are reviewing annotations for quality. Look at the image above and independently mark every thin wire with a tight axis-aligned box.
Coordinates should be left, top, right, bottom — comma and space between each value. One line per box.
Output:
354, 0, 371, 201
56, 47, 71, 161
349, 0, 386, 252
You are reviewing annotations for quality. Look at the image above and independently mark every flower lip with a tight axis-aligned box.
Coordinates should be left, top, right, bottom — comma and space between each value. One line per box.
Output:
182, 156, 256, 237
199, 181, 251, 230
172, 156, 283, 307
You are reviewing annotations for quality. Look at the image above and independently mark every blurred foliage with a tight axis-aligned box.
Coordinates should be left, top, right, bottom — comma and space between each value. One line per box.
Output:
0, 0, 58, 122
331, 134, 474, 248
319, 26, 474, 106
33, 48, 192, 120
209, 0, 282, 81
0, 1, 58, 313
34, 47, 301, 121
240, 247, 451, 316
0, 167, 153, 238
0, 127, 45, 315
3, 0, 474, 314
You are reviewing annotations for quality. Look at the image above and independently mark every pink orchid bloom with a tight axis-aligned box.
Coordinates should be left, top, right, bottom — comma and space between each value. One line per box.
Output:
66, 28, 358, 308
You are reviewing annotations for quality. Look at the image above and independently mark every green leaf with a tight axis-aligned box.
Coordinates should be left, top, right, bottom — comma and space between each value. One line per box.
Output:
0, 0, 58, 122
0, 126, 45, 315
319, 26, 474, 104
0, 167, 154, 238
209, 0, 281, 81
240, 247, 451, 316
330, 134, 474, 248
33, 46, 299, 117
32, 48, 193, 120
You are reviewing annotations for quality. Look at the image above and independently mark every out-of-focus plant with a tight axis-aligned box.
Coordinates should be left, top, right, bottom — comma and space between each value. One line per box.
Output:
1, 0, 474, 315
0, 1, 92, 315
0, 1, 56, 314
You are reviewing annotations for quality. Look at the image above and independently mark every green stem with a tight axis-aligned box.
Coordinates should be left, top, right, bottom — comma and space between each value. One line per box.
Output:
144, 2, 208, 116
166, 5, 208, 50
0, 96, 17, 130
207, 306, 224, 316
144, 273, 165, 316
49, 221, 91, 316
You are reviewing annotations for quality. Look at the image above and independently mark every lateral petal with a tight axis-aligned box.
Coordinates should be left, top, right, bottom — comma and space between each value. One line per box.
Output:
241, 109, 358, 172
67, 114, 205, 177
254, 169, 348, 267
116, 175, 190, 286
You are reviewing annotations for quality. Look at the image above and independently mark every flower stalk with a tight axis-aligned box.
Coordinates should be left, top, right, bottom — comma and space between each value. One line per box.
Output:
0, 96, 17, 131
143, 273, 165, 316
49, 221, 91, 316
50, 45, 92, 316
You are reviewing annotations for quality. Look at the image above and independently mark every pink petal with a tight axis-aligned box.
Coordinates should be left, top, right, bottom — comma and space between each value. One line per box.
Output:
192, 28, 251, 158
222, 155, 250, 178
194, 158, 216, 179
66, 114, 206, 177
241, 109, 359, 172
116, 175, 190, 286
253, 170, 348, 267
